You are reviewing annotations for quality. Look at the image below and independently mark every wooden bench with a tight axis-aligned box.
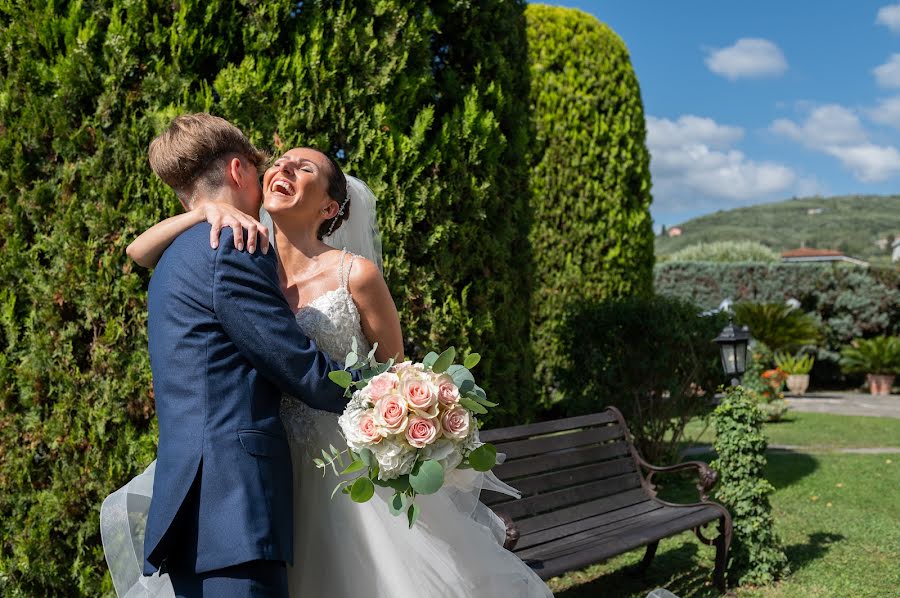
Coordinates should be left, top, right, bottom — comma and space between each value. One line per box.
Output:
480, 407, 732, 591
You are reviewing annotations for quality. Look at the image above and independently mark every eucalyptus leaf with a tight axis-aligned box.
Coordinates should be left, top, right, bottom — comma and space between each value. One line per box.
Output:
459, 379, 475, 394
331, 481, 350, 500
388, 492, 406, 516
345, 352, 359, 369
340, 460, 366, 476
407, 503, 421, 528
468, 443, 497, 472
432, 347, 456, 373
463, 353, 481, 369
350, 476, 375, 503
459, 397, 488, 415
351, 336, 359, 355
409, 459, 444, 495
358, 448, 375, 467
385, 474, 411, 493
312, 458, 325, 468
446, 364, 475, 388
469, 394, 499, 408
422, 352, 439, 368
328, 370, 353, 388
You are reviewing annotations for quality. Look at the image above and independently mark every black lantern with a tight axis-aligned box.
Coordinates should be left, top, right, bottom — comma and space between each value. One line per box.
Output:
713, 319, 751, 384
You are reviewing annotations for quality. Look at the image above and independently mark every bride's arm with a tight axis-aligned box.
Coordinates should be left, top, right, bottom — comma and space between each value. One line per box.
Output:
349, 259, 405, 363
126, 202, 269, 268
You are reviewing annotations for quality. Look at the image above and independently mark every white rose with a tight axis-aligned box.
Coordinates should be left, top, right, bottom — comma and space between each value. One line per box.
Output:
338, 406, 369, 451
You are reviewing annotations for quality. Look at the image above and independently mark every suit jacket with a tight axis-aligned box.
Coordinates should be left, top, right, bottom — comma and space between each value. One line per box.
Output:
143, 223, 350, 575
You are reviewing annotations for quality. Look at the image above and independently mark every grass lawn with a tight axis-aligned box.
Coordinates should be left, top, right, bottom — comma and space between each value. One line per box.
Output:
547, 414, 900, 597
682, 411, 900, 450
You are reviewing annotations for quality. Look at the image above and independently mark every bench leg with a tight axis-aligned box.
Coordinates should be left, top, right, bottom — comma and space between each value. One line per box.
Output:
713, 518, 730, 592
637, 540, 659, 573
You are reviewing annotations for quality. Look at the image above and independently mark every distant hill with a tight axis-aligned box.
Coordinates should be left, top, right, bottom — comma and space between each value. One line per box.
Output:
655, 195, 900, 266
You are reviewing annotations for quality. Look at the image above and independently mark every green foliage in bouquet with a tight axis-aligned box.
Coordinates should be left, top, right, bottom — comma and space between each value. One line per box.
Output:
712, 386, 788, 587
556, 295, 726, 463
525, 4, 655, 406
773, 351, 815, 375
0, 0, 530, 593
317, 345, 497, 527
840, 336, 900, 375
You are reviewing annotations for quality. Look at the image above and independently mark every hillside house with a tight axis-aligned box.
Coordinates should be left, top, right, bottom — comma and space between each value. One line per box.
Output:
781, 247, 869, 267
667, 226, 683, 237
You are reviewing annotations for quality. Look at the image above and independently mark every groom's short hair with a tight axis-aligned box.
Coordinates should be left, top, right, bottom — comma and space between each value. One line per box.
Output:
148, 113, 266, 204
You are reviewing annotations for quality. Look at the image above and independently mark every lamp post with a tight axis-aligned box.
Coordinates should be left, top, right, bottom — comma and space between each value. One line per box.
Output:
714, 319, 751, 386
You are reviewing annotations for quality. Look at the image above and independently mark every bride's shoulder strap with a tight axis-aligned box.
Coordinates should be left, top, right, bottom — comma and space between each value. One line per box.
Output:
339, 248, 356, 291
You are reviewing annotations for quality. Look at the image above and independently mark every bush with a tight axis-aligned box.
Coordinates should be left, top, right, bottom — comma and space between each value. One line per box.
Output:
840, 336, 900, 375
0, 1, 531, 593
733, 302, 822, 352
655, 262, 900, 385
526, 4, 655, 405
556, 295, 726, 463
712, 386, 788, 586
664, 241, 780, 263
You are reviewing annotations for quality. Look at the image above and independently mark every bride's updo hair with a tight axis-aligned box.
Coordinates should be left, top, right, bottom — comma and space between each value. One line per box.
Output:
318, 153, 350, 240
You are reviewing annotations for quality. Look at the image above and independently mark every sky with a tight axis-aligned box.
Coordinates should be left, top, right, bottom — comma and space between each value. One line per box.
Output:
549, 1, 900, 227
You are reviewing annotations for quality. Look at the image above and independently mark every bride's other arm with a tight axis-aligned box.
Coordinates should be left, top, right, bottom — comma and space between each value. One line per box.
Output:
126, 202, 269, 268
350, 258, 405, 363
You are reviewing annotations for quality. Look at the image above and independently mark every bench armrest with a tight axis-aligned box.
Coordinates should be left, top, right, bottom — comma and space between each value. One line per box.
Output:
636, 456, 719, 503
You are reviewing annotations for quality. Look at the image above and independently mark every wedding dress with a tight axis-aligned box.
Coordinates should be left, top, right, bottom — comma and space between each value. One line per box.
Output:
279, 250, 553, 598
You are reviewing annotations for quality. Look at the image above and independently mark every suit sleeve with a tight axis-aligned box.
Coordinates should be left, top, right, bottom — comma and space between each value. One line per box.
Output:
212, 229, 351, 413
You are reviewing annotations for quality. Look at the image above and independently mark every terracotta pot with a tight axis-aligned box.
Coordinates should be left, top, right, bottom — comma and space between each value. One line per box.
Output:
786, 374, 810, 396
867, 374, 896, 396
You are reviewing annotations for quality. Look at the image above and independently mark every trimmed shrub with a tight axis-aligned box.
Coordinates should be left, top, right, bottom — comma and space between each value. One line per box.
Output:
655, 262, 900, 384
0, 1, 531, 593
733, 303, 822, 352
662, 240, 780, 264
556, 295, 727, 463
526, 4, 655, 405
712, 386, 788, 586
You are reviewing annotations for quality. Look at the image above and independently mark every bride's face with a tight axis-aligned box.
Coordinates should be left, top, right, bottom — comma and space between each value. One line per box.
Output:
262, 147, 337, 221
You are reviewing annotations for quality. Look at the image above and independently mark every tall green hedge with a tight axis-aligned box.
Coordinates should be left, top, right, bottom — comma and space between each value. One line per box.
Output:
526, 4, 655, 404
0, 1, 531, 594
655, 262, 900, 383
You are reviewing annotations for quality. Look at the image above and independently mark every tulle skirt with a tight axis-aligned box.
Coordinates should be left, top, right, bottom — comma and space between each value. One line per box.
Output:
101, 413, 553, 598
285, 406, 553, 598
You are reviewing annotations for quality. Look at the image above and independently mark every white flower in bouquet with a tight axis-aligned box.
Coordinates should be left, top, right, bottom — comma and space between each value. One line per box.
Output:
372, 436, 418, 480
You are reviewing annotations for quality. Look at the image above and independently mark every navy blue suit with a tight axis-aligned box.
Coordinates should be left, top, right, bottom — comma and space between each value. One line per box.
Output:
143, 223, 349, 592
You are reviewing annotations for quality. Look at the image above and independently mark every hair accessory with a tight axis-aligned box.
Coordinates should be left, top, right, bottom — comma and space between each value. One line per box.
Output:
325, 188, 351, 237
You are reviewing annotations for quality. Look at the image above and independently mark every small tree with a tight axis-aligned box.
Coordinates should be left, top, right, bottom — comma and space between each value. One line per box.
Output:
712, 386, 788, 586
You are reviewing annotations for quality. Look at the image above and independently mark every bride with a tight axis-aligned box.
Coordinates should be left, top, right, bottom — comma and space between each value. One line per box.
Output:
102, 147, 552, 597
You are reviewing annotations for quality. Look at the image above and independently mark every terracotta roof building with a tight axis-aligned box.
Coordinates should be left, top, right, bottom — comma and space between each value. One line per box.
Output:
781, 247, 868, 267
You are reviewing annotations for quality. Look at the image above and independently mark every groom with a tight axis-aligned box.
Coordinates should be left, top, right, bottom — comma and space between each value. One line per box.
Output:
142, 113, 351, 596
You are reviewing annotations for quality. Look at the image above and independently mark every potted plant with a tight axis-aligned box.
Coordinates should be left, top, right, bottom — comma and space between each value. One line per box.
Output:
840, 336, 900, 396
774, 352, 815, 395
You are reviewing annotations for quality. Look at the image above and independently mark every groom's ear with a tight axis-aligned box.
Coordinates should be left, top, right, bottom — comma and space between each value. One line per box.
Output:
227, 157, 244, 189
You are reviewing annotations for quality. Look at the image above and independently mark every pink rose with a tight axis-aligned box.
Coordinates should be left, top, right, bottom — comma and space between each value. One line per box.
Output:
365, 372, 399, 403
435, 374, 460, 407
358, 410, 384, 444
402, 378, 438, 417
441, 406, 471, 440
375, 394, 409, 434
405, 416, 441, 448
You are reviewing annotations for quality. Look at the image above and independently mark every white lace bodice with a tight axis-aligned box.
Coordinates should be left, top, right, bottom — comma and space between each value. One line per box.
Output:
281, 251, 370, 445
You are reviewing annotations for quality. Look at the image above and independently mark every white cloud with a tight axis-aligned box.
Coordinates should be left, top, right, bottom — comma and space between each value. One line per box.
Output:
873, 54, 900, 88
705, 38, 788, 80
823, 144, 900, 182
876, 4, 900, 32
647, 116, 797, 207
770, 104, 867, 147
868, 95, 900, 130
646, 115, 743, 149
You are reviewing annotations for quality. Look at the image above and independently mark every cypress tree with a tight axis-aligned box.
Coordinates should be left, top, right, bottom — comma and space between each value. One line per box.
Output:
525, 4, 655, 405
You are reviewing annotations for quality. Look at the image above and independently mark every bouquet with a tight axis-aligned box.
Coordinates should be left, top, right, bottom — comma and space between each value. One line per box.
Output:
315, 341, 499, 527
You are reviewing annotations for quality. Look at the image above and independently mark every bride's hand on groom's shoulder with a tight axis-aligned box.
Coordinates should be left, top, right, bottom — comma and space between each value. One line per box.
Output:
197, 200, 270, 255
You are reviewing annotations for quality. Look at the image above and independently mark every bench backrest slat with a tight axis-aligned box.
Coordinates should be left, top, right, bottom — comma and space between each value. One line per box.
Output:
481, 407, 653, 541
